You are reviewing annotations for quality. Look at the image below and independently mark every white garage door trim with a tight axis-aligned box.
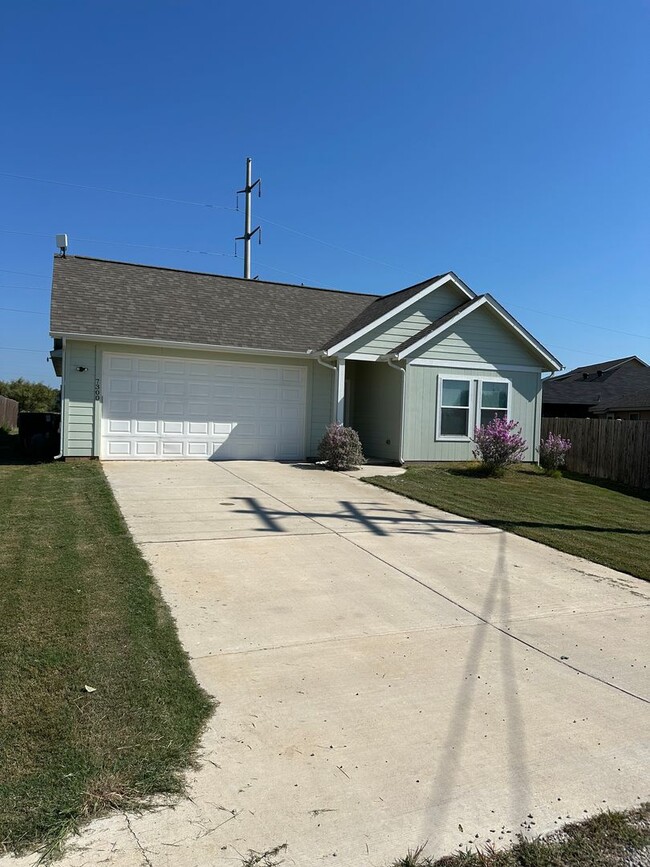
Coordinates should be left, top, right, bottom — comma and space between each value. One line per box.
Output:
101, 352, 308, 460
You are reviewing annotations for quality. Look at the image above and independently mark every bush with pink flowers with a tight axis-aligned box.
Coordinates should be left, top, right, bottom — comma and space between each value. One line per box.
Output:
539, 432, 572, 473
472, 416, 527, 475
317, 423, 366, 471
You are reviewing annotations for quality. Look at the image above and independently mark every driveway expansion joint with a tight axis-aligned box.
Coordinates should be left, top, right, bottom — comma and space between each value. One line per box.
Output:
216, 462, 650, 706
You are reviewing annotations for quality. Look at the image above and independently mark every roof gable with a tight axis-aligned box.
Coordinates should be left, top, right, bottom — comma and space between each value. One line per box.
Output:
321, 272, 475, 354
393, 295, 561, 370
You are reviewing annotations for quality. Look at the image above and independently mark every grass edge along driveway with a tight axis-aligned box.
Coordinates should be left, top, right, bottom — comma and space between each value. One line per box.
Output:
365, 464, 650, 581
0, 453, 213, 860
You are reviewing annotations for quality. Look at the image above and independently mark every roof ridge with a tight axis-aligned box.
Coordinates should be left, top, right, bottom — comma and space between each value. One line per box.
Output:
56, 254, 381, 299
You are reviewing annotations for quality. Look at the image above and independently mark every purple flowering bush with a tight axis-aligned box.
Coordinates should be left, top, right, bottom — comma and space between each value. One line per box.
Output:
472, 416, 527, 475
539, 432, 572, 472
317, 423, 365, 471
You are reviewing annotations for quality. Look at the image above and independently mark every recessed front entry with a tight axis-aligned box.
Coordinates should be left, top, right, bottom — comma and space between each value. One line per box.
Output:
101, 352, 307, 460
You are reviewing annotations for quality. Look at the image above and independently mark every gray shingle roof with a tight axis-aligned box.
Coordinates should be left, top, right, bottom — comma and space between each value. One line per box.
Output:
320, 274, 448, 350
592, 386, 650, 413
543, 357, 650, 410
50, 256, 380, 353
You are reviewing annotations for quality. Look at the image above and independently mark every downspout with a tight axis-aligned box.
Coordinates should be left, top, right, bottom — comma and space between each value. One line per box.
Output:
385, 355, 406, 465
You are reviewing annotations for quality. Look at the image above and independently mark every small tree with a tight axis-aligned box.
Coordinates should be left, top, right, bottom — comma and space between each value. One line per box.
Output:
0, 378, 59, 413
317, 423, 365, 471
539, 432, 571, 472
472, 416, 527, 476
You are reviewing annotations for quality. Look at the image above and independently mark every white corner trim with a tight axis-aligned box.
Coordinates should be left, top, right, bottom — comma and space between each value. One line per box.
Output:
397, 295, 562, 371
323, 273, 475, 356
50, 332, 310, 359
409, 359, 542, 372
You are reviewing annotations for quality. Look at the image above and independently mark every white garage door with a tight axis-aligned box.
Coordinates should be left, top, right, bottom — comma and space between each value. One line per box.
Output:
101, 353, 307, 460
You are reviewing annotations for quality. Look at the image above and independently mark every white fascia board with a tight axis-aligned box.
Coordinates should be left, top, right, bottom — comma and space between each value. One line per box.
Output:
50, 332, 310, 359
323, 273, 475, 357
396, 295, 562, 371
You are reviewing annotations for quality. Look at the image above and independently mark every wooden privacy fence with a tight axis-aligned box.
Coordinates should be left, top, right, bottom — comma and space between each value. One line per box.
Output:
0, 395, 19, 429
542, 417, 650, 489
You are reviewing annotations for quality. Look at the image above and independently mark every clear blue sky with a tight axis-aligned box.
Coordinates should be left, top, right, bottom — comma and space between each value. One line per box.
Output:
1, 1, 649, 386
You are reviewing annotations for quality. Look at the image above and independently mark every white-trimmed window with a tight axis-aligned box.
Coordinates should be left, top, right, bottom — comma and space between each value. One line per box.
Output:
436, 376, 511, 440
437, 377, 472, 439
478, 379, 509, 427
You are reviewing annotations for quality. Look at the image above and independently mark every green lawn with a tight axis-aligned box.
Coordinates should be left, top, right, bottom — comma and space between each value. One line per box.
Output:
365, 464, 650, 581
0, 435, 213, 858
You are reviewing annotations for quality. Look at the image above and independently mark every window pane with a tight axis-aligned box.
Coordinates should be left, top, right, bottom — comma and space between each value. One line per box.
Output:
480, 409, 507, 427
441, 407, 469, 436
481, 381, 508, 409
442, 379, 470, 407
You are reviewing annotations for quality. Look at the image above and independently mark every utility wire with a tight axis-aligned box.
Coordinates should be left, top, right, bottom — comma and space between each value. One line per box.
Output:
0, 171, 237, 211
0, 307, 47, 315
1, 172, 646, 337
0, 286, 50, 292
0, 267, 49, 278
0, 228, 314, 283
0, 346, 50, 352
509, 303, 649, 341
0, 170, 411, 275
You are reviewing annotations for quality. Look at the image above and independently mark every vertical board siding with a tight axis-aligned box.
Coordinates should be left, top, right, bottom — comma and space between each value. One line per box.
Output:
64, 341, 97, 456
541, 418, 650, 489
0, 396, 19, 428
343, 283, 466, 355
403, 365, 541, 461
348, 361, 401, 461
414, 305, 543, 367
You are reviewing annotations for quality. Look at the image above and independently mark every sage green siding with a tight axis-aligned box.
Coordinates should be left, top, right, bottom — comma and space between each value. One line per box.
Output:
342, 282, 466, 356
412, 305, 543, 368
61, 340, 333, 459
63, 341, 97, 456
348, 361, 401, 461
403, 365, 542, 462
309, 360, 334, 455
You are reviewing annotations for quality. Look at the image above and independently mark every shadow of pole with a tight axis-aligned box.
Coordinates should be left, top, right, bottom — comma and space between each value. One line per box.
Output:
420, 533, 533, 850
420, 537, 504, 843
496, 536, 533, 825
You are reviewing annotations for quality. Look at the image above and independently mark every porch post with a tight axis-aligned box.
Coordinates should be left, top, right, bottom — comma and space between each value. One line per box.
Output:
335, 358, 346, 424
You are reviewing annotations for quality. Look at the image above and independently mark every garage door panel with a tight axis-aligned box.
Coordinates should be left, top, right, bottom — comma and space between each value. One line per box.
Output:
162, 441, 184, 456
102, 353, 306, 460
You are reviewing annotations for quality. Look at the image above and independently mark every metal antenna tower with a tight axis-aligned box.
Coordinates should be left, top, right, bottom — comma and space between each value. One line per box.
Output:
236, 157, 261, 279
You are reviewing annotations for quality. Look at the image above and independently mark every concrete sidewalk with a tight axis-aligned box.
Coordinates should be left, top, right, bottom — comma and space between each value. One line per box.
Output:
8, 461, 648, 867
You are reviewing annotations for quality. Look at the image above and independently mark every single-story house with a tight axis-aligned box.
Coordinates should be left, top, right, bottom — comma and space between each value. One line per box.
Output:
49, 256, 561, 462
542, 356, 650, 418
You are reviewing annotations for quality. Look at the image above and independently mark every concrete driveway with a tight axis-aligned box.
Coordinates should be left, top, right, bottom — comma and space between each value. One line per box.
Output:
23, 462, 650, 866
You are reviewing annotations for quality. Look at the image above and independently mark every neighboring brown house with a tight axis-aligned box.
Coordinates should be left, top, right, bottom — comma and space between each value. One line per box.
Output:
542, 356, 650, 418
